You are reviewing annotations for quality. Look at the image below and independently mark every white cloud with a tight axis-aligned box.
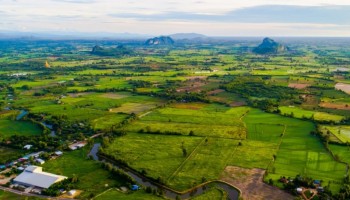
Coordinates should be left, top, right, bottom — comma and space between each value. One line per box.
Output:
1, 0, 350, 36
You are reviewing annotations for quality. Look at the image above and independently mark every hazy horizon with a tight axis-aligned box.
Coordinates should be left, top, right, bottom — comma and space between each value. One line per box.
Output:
1, 0, 350, 37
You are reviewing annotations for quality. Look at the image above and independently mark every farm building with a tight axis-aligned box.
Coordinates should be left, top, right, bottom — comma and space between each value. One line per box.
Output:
23, 145, 33, 150
55, 151, 63, 156
36, 159, 45, 165
13, 166, 67, 189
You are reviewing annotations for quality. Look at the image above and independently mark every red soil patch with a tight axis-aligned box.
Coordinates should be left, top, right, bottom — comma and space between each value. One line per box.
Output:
220, 166, 294, 200
288, 83, 310, 89
185, 76, 207, 80
229, 102, 247, 107
319, 102, 350, 110
207, 89, 225, 95
172, 103, 206, 110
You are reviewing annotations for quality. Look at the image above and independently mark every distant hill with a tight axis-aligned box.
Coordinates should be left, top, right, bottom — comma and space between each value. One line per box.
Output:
91, 45, 133, 56
169, 33, 207, 40
253, 38, 288, 54
145, 36, 174, 45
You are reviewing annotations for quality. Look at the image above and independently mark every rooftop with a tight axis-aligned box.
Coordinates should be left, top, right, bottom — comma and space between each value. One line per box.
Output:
14, 166, 67, 189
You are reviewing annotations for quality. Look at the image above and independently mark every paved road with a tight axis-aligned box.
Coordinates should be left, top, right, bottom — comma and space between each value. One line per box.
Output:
0, 185, 74, 199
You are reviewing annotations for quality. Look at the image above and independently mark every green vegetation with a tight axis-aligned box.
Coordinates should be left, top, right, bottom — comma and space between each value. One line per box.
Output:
0, 119, 42, 137
1, 38, 350, 199
42, 148, 123, 199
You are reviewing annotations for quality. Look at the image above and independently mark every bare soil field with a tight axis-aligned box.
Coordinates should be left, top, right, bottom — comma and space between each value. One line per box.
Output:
288, 83, 309, 89
335, 83, 350, 94
109, 102, 158, 114
68, 92, 92, 98
220, 166, 294, 200
171, 103, 206, 110
207, 89, 225, 95
319, 102, 350, 110
100, 93, 129, 99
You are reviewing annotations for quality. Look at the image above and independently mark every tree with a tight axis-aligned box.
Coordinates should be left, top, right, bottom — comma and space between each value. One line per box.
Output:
182, 148, 187, 157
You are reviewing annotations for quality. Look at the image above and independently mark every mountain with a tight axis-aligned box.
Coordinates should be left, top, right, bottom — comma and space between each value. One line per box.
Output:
145, 36, 174, 45
169, 33, 207, 40
253, 38, 288, 54
91, 45, 133, 56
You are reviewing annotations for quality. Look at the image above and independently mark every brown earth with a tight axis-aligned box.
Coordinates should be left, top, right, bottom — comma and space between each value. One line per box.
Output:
220, 166, 294, 200
335, 83, 350, 94
319, 102, 350, 110
207, 89, 225, 95
288, 83, 310, 89
100, 93, 129, 99
171, 103, 206, 110
68, 92, 92, 98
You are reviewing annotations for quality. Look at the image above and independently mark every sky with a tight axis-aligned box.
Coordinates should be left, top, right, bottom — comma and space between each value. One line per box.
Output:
1, 0, 350, 36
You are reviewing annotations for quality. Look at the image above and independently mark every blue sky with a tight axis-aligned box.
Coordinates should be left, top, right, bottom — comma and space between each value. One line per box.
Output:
1, 0, 350, 36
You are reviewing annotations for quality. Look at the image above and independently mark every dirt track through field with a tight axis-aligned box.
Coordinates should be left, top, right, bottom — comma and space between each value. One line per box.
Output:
220, 166, 294, 200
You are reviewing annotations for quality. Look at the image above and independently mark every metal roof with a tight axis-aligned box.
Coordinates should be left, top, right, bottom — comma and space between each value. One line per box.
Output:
14, 166, 67, 189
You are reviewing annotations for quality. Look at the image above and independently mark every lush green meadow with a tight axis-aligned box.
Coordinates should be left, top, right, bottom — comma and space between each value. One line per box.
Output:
43, 148, 122, 199
0, 147, 24, 164
0, 119, 42, 137
279, 106, 344, 122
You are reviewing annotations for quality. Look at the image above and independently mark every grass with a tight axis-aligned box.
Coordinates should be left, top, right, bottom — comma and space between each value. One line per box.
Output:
0, 147, 24, 164
42, 147, 123, 199
0, 190, 43, 200
320, 126, 350, 143
0, 119, 42, 137
94, 189, 164, 200
104, 133, 203, 183
279, 106, 344, 122
191, 187, 227, 200
247, 108, 347, 192
126, 105, 248, 139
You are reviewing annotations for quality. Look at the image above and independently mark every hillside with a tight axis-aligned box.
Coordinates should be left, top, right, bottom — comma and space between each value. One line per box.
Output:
91, 45, 133, 56
145, 36, 174, 45
253, 38, 288, 54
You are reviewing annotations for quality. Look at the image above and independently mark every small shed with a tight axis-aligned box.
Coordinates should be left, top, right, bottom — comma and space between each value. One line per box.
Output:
296, 188, 303, 194
24, 145, 33, 150
17, 167, 25, 171
68, 190, 76, 196
55, 151, 63, 156
36, 159, 45, 165
313, 180, 321, 185
131, 185, 139, 191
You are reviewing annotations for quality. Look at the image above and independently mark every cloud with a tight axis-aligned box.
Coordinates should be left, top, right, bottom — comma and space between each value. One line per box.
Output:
109, 5, 350, 25
51, 0, 95, 3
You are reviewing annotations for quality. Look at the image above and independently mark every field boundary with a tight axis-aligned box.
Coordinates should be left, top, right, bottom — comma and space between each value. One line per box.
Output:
166, 136, 208, 181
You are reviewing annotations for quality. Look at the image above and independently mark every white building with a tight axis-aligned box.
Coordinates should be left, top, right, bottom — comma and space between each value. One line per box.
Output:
13, 166, 67, 189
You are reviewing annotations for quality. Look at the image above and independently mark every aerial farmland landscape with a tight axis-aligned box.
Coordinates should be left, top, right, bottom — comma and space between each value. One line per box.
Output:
1, 0, 350, 200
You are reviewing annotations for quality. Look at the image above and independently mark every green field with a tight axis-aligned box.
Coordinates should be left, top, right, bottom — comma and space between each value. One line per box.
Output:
0, 119, 42, 137
320, 125, 350, 143
279, 106, 344, 122
0, 190, 43, 200
42, 148, 123, 199
0, 147, 24, 164
94, 189, 163, 200
126, 105, 248, 139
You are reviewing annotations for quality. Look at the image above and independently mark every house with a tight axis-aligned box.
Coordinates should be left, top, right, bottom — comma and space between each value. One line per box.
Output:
55, 151, 63, 156
68, 190, 76, 196
23, 145, 33, 150
13, 166, 67, 189
36, 159, 45, 165
313, 180, 321, 185
131, 185, 139, 191
17, 167, 25, 171
296, 188, 303, 194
